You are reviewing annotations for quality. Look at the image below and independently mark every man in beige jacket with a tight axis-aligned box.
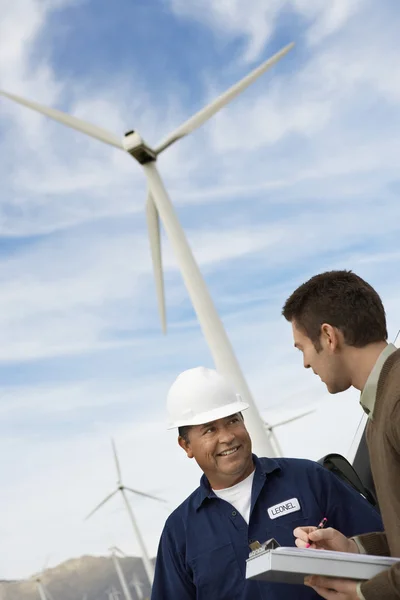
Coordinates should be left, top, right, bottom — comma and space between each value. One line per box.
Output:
283, 269, 400, 600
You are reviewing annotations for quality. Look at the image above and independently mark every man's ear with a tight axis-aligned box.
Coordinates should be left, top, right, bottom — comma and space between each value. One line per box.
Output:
321, 323, 341, 352
178, 436, 194, 459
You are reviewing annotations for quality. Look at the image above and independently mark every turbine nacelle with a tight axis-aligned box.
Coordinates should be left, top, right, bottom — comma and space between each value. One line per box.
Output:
123, 130, 156, 164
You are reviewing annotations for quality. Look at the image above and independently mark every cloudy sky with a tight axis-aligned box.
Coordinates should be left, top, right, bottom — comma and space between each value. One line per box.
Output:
1, 0, 400, 582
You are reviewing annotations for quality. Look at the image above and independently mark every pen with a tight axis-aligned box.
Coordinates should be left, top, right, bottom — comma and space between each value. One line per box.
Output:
305, 517, 327, 548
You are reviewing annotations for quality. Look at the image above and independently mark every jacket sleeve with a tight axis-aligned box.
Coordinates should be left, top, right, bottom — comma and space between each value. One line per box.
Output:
354, 531, 390, 556
359, 562, 400, 600
151, 522, 196, 600
311, 462, 384, 539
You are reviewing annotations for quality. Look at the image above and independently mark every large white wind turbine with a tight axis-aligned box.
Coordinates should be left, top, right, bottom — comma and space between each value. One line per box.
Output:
85, 439, 166, 587
0, 42, 294, 458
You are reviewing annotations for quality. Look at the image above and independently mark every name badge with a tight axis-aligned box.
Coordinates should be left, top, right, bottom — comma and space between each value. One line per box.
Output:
267, 497, 300, 520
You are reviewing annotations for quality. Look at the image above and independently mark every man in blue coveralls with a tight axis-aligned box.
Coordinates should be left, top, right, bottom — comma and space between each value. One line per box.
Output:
151, 367, 383, 600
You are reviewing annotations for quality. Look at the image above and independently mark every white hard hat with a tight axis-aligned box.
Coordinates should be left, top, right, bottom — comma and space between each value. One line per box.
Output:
166, 366, 249, 429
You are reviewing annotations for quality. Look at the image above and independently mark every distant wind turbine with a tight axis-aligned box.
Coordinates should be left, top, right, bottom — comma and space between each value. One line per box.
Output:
31, 557, 54, 600
0, 42, 294, 459
85, 439, 166, 587
109, 546, 134, 600
106, 587, 121, 600
131, 572, 145, 600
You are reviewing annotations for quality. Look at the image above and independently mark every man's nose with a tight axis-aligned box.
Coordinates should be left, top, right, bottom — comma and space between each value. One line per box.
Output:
303, 357, 310, 369
218, 427, 236, 444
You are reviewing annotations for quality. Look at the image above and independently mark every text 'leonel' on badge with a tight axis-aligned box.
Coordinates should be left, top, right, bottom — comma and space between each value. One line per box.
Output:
267, 497, 301, 520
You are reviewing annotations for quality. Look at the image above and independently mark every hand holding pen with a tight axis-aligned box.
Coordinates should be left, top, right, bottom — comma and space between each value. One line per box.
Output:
293, 519, 360, 553
305, 517, 327, 547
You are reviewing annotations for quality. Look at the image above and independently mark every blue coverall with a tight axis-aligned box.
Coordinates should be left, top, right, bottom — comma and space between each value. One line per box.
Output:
151, 455, 383, 599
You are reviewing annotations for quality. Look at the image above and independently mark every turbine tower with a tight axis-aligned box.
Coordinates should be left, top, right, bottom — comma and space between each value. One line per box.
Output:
85, 439, 166, 587
0, 42, 294, 457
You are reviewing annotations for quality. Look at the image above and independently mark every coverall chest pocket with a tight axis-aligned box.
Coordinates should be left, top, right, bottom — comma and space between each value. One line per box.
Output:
190, 542, 244, 600
270, 513, 312, 546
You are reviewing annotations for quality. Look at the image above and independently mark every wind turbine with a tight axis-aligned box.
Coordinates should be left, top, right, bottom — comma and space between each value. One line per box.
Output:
109, 546, 133, 600
85, 439, 166, 587
0, 42, 294, 458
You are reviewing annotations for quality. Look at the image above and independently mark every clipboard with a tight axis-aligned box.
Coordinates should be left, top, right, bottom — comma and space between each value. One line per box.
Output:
245, 545, 399, 585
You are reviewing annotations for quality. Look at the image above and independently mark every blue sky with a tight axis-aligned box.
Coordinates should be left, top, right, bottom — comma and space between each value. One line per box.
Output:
1, 0, 400, 583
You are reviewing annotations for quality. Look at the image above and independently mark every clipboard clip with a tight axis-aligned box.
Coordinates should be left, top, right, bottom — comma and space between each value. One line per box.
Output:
248, 537, 280, 558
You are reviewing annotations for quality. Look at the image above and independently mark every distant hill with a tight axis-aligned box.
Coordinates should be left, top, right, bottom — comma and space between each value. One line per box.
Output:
0, 555, 152, 600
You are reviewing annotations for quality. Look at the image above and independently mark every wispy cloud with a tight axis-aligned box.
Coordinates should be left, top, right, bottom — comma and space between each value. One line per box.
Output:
169, 0, 365, 63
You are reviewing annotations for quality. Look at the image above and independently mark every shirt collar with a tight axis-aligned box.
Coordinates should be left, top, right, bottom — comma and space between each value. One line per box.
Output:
360, 343, 398, 420
195, 454, 280, 511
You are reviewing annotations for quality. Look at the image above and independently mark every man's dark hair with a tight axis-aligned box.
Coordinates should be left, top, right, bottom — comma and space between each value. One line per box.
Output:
282, 270, 387, 350
178, 425, 192, 443
178, 412, 244, 444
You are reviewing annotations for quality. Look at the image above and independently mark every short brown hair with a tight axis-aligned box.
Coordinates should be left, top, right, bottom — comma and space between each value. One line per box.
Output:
282, 270, 387, 349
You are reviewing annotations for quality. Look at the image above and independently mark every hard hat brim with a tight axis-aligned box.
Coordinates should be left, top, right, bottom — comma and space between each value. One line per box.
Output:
167, 399, 249, 429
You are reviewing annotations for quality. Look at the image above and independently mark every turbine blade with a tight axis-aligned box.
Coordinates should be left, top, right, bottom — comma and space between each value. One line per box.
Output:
111, 438, 123, 484
154, 41, 294, 154
84, 489, 118, 520
0, 90, 124, 150
146, 189, 167, 334
124, 486, 168, 503
267, 409, 316, 430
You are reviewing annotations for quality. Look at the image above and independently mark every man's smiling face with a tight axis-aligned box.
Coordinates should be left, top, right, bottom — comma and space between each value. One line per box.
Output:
178, 413, 254, 489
